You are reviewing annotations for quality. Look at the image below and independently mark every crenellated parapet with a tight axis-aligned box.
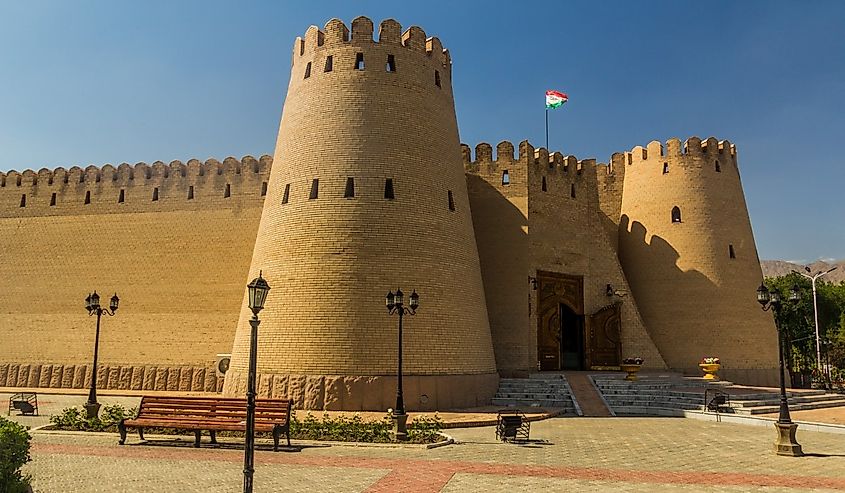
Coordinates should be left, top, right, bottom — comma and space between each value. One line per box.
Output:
625, 136, 737, 171
293, 16, 451, 68
288, 16, 452, 101
0, 155, 272, 217
463, 140, 607, 205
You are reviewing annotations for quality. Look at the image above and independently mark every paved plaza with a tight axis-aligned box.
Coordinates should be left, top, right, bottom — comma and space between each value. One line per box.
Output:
17, 415, 845, 492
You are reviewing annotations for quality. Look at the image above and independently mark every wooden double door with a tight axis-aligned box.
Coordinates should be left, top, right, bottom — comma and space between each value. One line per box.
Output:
536, 271, 622, 371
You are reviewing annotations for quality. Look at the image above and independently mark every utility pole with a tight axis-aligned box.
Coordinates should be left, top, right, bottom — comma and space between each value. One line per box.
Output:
794, 266, 837, 380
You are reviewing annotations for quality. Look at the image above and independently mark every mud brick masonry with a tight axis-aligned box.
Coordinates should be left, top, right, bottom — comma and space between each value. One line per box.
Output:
0, 16, 778, 410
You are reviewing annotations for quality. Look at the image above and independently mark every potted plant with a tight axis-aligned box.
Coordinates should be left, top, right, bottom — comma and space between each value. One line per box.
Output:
699, 357, 721, 380
620, 357, 644, 381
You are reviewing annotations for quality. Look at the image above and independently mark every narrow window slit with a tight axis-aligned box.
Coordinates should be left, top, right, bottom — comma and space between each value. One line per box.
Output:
386, 54, 396, 72
344, 177, 355, 198
448, 190, 455, 211
84, 191, 91, 204
304, 62, 311, 79
324, 55, 333, 72
729, 244, 736, 259
118, 189, 125, 203
570, 184, 576, 198
435, 70, 441, 88
502, 170, 510, 185
20, 194, 26, 207
542, 176, 547, 191
663, 163, 669, 174
715, 160, 721, 172
384, 178, 395, 199
309, 179, 319, 199
152, 188, 159, 201
50, 193, 57, 206
224, 183, 231, 198
187, 186, 194, 200
355, 53, 364, 70
282, 184, 290, 204
261, 182, 268, 196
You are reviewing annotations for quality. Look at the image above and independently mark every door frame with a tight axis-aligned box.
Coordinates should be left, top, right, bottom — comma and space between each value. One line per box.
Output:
535, 271, 585, 371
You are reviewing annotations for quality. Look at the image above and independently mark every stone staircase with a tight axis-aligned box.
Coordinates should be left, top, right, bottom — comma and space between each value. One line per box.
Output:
491, 374, 580, 415
592, 375, 845, 416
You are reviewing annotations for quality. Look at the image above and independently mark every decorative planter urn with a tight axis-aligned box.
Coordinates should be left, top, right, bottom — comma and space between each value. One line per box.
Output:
620, 364, 642, 381
699, 363, 721, 380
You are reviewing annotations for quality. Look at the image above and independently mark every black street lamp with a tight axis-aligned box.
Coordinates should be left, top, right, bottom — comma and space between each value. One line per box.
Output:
243, 271, 270, 493
84, 291, 119, 419
757, 282, 803, 456
385, 288, 419, 441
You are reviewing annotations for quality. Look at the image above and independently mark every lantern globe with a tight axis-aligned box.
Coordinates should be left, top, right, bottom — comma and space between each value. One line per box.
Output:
90, 292, 100, 310
394, 289, 404, 306
756, 284, 770, 306
789, 284, 801, 302
85, 294, 92, 312
247, 271, 271, 314
110, 294, 120, 312
770, 290, 781, 304
409, 290, 419, 309
386, 291, 395, 310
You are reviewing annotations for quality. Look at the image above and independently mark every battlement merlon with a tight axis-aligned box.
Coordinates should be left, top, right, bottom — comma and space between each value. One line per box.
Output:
0, 155, 272, 188
292, 17, 451, 70
624, 136, 737, 165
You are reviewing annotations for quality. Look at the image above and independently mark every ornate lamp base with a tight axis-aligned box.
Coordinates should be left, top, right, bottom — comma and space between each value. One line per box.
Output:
84, 401, 101, 419
774, 422, 803, 456
392, 413, 409, 441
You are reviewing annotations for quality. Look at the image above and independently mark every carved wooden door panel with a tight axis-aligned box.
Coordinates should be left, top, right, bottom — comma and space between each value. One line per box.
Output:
588, 303, 622, 369
537, 285, 561, 371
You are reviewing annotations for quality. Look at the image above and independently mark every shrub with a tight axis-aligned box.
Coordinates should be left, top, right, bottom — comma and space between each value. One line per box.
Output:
50, 404, 137, 433
0, 416, 32, 493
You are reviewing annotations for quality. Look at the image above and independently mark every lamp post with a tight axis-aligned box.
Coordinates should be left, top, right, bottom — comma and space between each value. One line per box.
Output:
385, 288, 419, 441
757, 282, 803, 456
84, 291, 119, 419
243, 271, 270, 493
794, 266, 837, 376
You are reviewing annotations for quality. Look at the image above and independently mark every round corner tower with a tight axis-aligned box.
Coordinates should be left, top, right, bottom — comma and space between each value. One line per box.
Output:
223, 16, 498, 410
617, 137, 779, 386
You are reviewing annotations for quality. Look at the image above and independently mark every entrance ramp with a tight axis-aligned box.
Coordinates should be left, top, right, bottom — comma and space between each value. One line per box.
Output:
560, 372, 613, 417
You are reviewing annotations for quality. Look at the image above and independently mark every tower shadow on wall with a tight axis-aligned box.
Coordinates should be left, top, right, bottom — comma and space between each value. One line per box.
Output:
466, 174, 530, 378
617, 214, 726, 377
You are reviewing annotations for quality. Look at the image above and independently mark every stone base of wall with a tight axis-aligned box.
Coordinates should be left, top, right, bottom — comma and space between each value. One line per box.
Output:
222, 371, 500, 411
0, 363, 222, 393
677, 367, 781, 388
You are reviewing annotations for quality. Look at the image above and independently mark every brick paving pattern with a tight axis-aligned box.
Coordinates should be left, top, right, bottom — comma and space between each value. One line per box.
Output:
21, 417, 845, 492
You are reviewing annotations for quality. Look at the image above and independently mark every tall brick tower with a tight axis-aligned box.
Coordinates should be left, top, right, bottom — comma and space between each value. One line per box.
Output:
617, 138, 779, 385
223, 17, 498, 410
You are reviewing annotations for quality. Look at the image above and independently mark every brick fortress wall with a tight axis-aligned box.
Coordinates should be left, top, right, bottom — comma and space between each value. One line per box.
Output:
0, 156, 271, 391
222, 17, 498, 410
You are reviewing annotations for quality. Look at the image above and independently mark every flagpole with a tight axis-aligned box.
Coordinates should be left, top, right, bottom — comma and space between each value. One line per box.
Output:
545, 108, 549, 150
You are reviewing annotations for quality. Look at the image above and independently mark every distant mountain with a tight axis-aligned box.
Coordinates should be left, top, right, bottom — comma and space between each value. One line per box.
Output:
761, 259, 845, 283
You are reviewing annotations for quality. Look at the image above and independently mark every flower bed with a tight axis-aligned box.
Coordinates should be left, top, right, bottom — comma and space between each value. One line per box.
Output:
48, 405, 444, 444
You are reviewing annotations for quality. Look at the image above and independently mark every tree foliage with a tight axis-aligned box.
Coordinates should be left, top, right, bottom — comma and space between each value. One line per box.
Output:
765, 273, 845, 383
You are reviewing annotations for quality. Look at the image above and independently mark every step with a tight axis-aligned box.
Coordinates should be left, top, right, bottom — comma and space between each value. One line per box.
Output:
733, 399, 845, 415
492, 398, 575, 408
729, 394, 844, 407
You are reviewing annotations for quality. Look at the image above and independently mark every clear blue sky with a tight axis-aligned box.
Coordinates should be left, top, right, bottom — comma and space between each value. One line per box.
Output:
1, 1, 843, 262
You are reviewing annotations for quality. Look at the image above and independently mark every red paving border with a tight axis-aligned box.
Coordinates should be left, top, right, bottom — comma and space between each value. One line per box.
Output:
33, 443, 845, 492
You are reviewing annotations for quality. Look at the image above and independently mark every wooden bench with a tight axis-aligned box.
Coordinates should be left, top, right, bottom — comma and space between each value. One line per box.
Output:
118, 396, 292, 451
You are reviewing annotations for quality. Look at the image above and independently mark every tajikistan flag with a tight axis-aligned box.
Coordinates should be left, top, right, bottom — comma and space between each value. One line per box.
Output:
545, 90, 568, 109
